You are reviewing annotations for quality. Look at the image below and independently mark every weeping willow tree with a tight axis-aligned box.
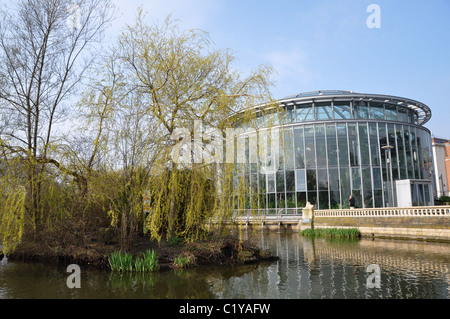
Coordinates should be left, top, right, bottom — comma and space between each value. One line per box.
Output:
113, 11, 277, 242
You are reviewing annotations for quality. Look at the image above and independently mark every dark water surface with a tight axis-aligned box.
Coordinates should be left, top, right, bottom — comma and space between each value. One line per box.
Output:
1, 232, 448, 299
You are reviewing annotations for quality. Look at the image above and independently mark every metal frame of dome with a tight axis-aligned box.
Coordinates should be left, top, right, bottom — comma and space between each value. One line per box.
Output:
242, 90, 432, 126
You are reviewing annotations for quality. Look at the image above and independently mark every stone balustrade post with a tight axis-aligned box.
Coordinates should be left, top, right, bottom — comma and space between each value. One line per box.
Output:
301, 201, 315, 230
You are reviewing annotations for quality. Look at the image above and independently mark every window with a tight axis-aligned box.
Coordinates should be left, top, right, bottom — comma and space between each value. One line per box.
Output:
315, 102, 333, 120
307, 169, 317, 191
304, 125, 316, 168
294, 127, 305, 169
369, 102, 385, 119
333, 101, 352, 119
296, 169, 306, 192
296, 103, 313, 122
285, 170, 295, 192
354, 101, 369, 119
385, 103, 397, 121
326, 124, 338, 166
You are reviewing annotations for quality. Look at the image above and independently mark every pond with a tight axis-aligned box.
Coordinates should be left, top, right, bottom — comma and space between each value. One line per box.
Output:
1, 231, 449, 299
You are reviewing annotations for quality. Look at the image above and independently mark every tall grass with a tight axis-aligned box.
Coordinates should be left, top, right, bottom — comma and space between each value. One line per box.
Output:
301, 228, 360, 239
109, 249, 158, 272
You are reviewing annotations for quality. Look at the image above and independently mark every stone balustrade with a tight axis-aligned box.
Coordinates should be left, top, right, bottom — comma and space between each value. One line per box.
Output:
313, 206, 450, 218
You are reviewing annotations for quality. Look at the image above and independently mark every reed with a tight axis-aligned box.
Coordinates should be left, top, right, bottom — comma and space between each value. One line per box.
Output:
301, 228, 360, 239
109, 249, 158, 272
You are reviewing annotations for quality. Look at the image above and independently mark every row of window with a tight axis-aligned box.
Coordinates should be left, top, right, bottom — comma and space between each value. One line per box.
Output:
238, 100, 420, 129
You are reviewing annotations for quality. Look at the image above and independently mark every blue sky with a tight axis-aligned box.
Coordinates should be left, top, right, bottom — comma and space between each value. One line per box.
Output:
111, 0, 450, 137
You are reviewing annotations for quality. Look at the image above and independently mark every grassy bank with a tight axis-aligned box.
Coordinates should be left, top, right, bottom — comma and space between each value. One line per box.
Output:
301, 228, 361, 239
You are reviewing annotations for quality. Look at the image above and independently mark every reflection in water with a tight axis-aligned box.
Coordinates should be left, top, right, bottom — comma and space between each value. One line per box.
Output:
0, 233, 449, 299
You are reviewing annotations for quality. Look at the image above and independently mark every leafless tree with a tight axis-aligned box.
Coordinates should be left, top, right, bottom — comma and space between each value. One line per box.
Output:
0, 0, 115, 227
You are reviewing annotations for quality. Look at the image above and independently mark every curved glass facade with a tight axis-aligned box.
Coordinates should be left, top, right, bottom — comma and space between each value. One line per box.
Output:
232, 91, 434, 212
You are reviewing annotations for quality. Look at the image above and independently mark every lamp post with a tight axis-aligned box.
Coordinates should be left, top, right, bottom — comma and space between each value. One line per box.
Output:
381, 145, 395, 207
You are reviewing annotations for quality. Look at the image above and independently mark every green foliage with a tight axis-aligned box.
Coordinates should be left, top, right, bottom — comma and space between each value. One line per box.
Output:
439, 195, 450, 203
301, 228, 361, 239
168, 236, 184, 246
0, 176, 26, 255
173, 255, 193, 269
109, 249, 158, 272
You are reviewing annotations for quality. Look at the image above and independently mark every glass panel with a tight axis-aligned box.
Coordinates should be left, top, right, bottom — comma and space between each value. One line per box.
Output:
294, 127, 305, 169
296, 192, 307, 208
352, 167, 361, 190
286, 105, 295, 123
267, 173, 275, 193
354, 101, 369, 119
307, 191, 317, 207
348, 123, 359, 167
326, 123, 338, 166
396, 124, 407, 179
364, 190, 373, 208
315, 124, 327, 167
404, 126, 413, 179
330, 191, 340, 209
333, 101, 352, 119
286, 192, 296, 208
258, 173, 267, 193
352, 190, 362, 208
340, 167, 351, 207
277, 192, 285, 209
387, 124, 399, 180
328, 168, 339, 191
317, 168, 328, 190
315, 102, 333, 120
358, 123, 370, 165
424, 184, 431, 206
296, 169, 307, 192
362, 166, 372, 191
276, 170, 285, 192
385, 103, 397, 121
285, 170, 295, 192
407, 109, 413, 123
369, 123, 380, 166
304, 125, 316, 168
372, 167, 382, 189
398, 106, 407, 122
369, 101, 385, 119
259, 194, 267, 209
374, 189, 383, 207
296, 103, 313, 122
268, 193, 276, 209
337, 123, 349, 166
306, 169, 317, 191
283, 128, 295, 169
411, 128, 419, 179
318, 191, 329, 209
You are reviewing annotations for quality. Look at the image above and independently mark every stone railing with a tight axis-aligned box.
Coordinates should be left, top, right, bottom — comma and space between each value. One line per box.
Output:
313, 206, 450, 218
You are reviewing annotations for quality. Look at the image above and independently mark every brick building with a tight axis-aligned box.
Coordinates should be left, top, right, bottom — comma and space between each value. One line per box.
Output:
432, 137, 450, 197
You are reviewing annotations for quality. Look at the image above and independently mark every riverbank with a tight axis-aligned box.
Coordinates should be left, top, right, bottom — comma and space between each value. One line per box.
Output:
5, 232, 279, 271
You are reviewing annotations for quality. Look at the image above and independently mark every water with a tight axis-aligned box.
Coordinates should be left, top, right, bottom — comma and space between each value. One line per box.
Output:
1, 232, 449, 299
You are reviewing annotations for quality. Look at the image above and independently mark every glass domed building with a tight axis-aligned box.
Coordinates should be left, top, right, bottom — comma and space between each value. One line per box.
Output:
231, 90, 434, 213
